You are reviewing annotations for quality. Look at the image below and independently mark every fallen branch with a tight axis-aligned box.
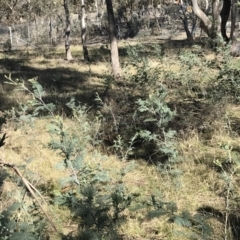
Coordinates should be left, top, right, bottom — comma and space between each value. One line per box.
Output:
0, 159, 61, 236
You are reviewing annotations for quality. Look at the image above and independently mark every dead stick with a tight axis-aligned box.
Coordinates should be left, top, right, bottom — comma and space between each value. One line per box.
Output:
0, 159, 61, 235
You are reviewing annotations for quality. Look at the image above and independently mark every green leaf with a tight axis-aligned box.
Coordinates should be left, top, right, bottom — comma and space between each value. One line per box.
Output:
144, 118, 157, 122
5, 220, 16, 232
129, 204, 146, 211
66, 97, 76, 109
47, 124, 62, 134
166, 202, 178, 213
164, 130, 176, 139
54, 161, 65, 170
91, 172, 110, 183
147, 210, 168, 219
0, 133, 7, 148
54, 195, 67, 205
59, 177, 75, 188
81, 186, 95, 198
174, 215, 192, 227
10, 232, 37, 240
53, 189, 62, 197
173, 210, 192, 227
7, 202, 22, 212
72, 155, 84, 170
121, 161, 135, 175
48, 141, 63, 150
45, 103, 56, 112
19, 115, 33, 123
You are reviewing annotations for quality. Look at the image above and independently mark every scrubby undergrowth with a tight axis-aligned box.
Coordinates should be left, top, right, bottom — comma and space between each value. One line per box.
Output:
0, 40, 240, 239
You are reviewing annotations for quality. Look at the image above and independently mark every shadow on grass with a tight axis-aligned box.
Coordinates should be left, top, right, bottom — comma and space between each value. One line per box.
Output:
0, 37, 216, 141
0, 55, 109, 111
7, 36, 210, 63
170, 99, 222, 140
198, 206, 240, 239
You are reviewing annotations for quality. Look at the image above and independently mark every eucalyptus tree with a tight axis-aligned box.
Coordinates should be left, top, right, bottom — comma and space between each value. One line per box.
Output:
0, 0, 61, 23
220, 0, 231, 42
64, 0, 73, 60
191, 0, 240, 55
105, 0, 121, 78
0, 0, 26, 24
229, 0, 240, 54
26, 0, 61, 44
80, 0, 89, 61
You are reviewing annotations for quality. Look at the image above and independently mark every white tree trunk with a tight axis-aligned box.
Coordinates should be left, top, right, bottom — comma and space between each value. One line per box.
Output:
64, 0, 73, 60
220, 0, 231, 42
230, 0, 240, 55
105, 0, 121, 78
81, 0, 89, 61
212, 0, 221, 32
191, 0, 214, 37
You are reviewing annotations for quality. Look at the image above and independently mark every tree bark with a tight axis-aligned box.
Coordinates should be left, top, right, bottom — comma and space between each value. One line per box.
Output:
191, 0, 240, 55
49, 16, 53, 45
179, 5, 197, 41
220, 0, 231, 42
230, 0, 238, 39
105, 0, 121, 78
230, 0, 240, 55
64, 0, 73, 60
212, 0, 221, 32
80, 0, 89, 61
95, 0, 100, 28
191, 0, 215, 37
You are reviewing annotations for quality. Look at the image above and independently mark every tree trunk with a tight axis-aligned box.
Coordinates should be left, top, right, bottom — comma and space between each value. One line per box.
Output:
95, 0, 100, 28
49, 16, 53, 45
230, 0, 238, 39
230, 0, 240, 55
205, 0, 209, 12
191, 0, 215, 37
181, 7, 192, 41
98, 0, 105, 30
105, 0, 121, 78
179, 5, 197, 41
212, 0, 221, 32
64, 0, 73, 60
81, 0, 89, 61
220, 0, 231, 42
191, 0, 240, 55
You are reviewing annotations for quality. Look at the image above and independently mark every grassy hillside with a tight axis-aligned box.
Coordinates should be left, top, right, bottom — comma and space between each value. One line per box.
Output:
0, 39, 240, 240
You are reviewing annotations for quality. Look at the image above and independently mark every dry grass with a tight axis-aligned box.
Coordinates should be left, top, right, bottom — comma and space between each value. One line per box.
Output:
1, 119, 229, 239
0, 42, 240, 239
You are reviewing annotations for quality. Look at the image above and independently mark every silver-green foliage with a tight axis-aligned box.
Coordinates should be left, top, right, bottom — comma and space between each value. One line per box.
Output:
2, 63, 217, 239
5, 75, 56, 118
0, 202, 47, 240
135, 86, 180, 170
0, 78, 48, 240
98, 44, 179, 165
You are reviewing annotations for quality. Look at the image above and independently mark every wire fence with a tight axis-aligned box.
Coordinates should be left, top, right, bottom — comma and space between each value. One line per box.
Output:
0, 7, 189, 51
0, 14, 84, 50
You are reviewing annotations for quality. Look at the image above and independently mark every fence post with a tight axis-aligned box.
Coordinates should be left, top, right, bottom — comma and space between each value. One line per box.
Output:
28, 25, 30, 43
49, 16, 53, 44
95, 0, 100, 28
9, 27, 12, 49
35, 20, 38, 44
117, 18, 121, 40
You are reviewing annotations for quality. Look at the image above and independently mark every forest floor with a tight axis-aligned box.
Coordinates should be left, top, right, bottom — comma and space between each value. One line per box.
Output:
0, 36, 240, 240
